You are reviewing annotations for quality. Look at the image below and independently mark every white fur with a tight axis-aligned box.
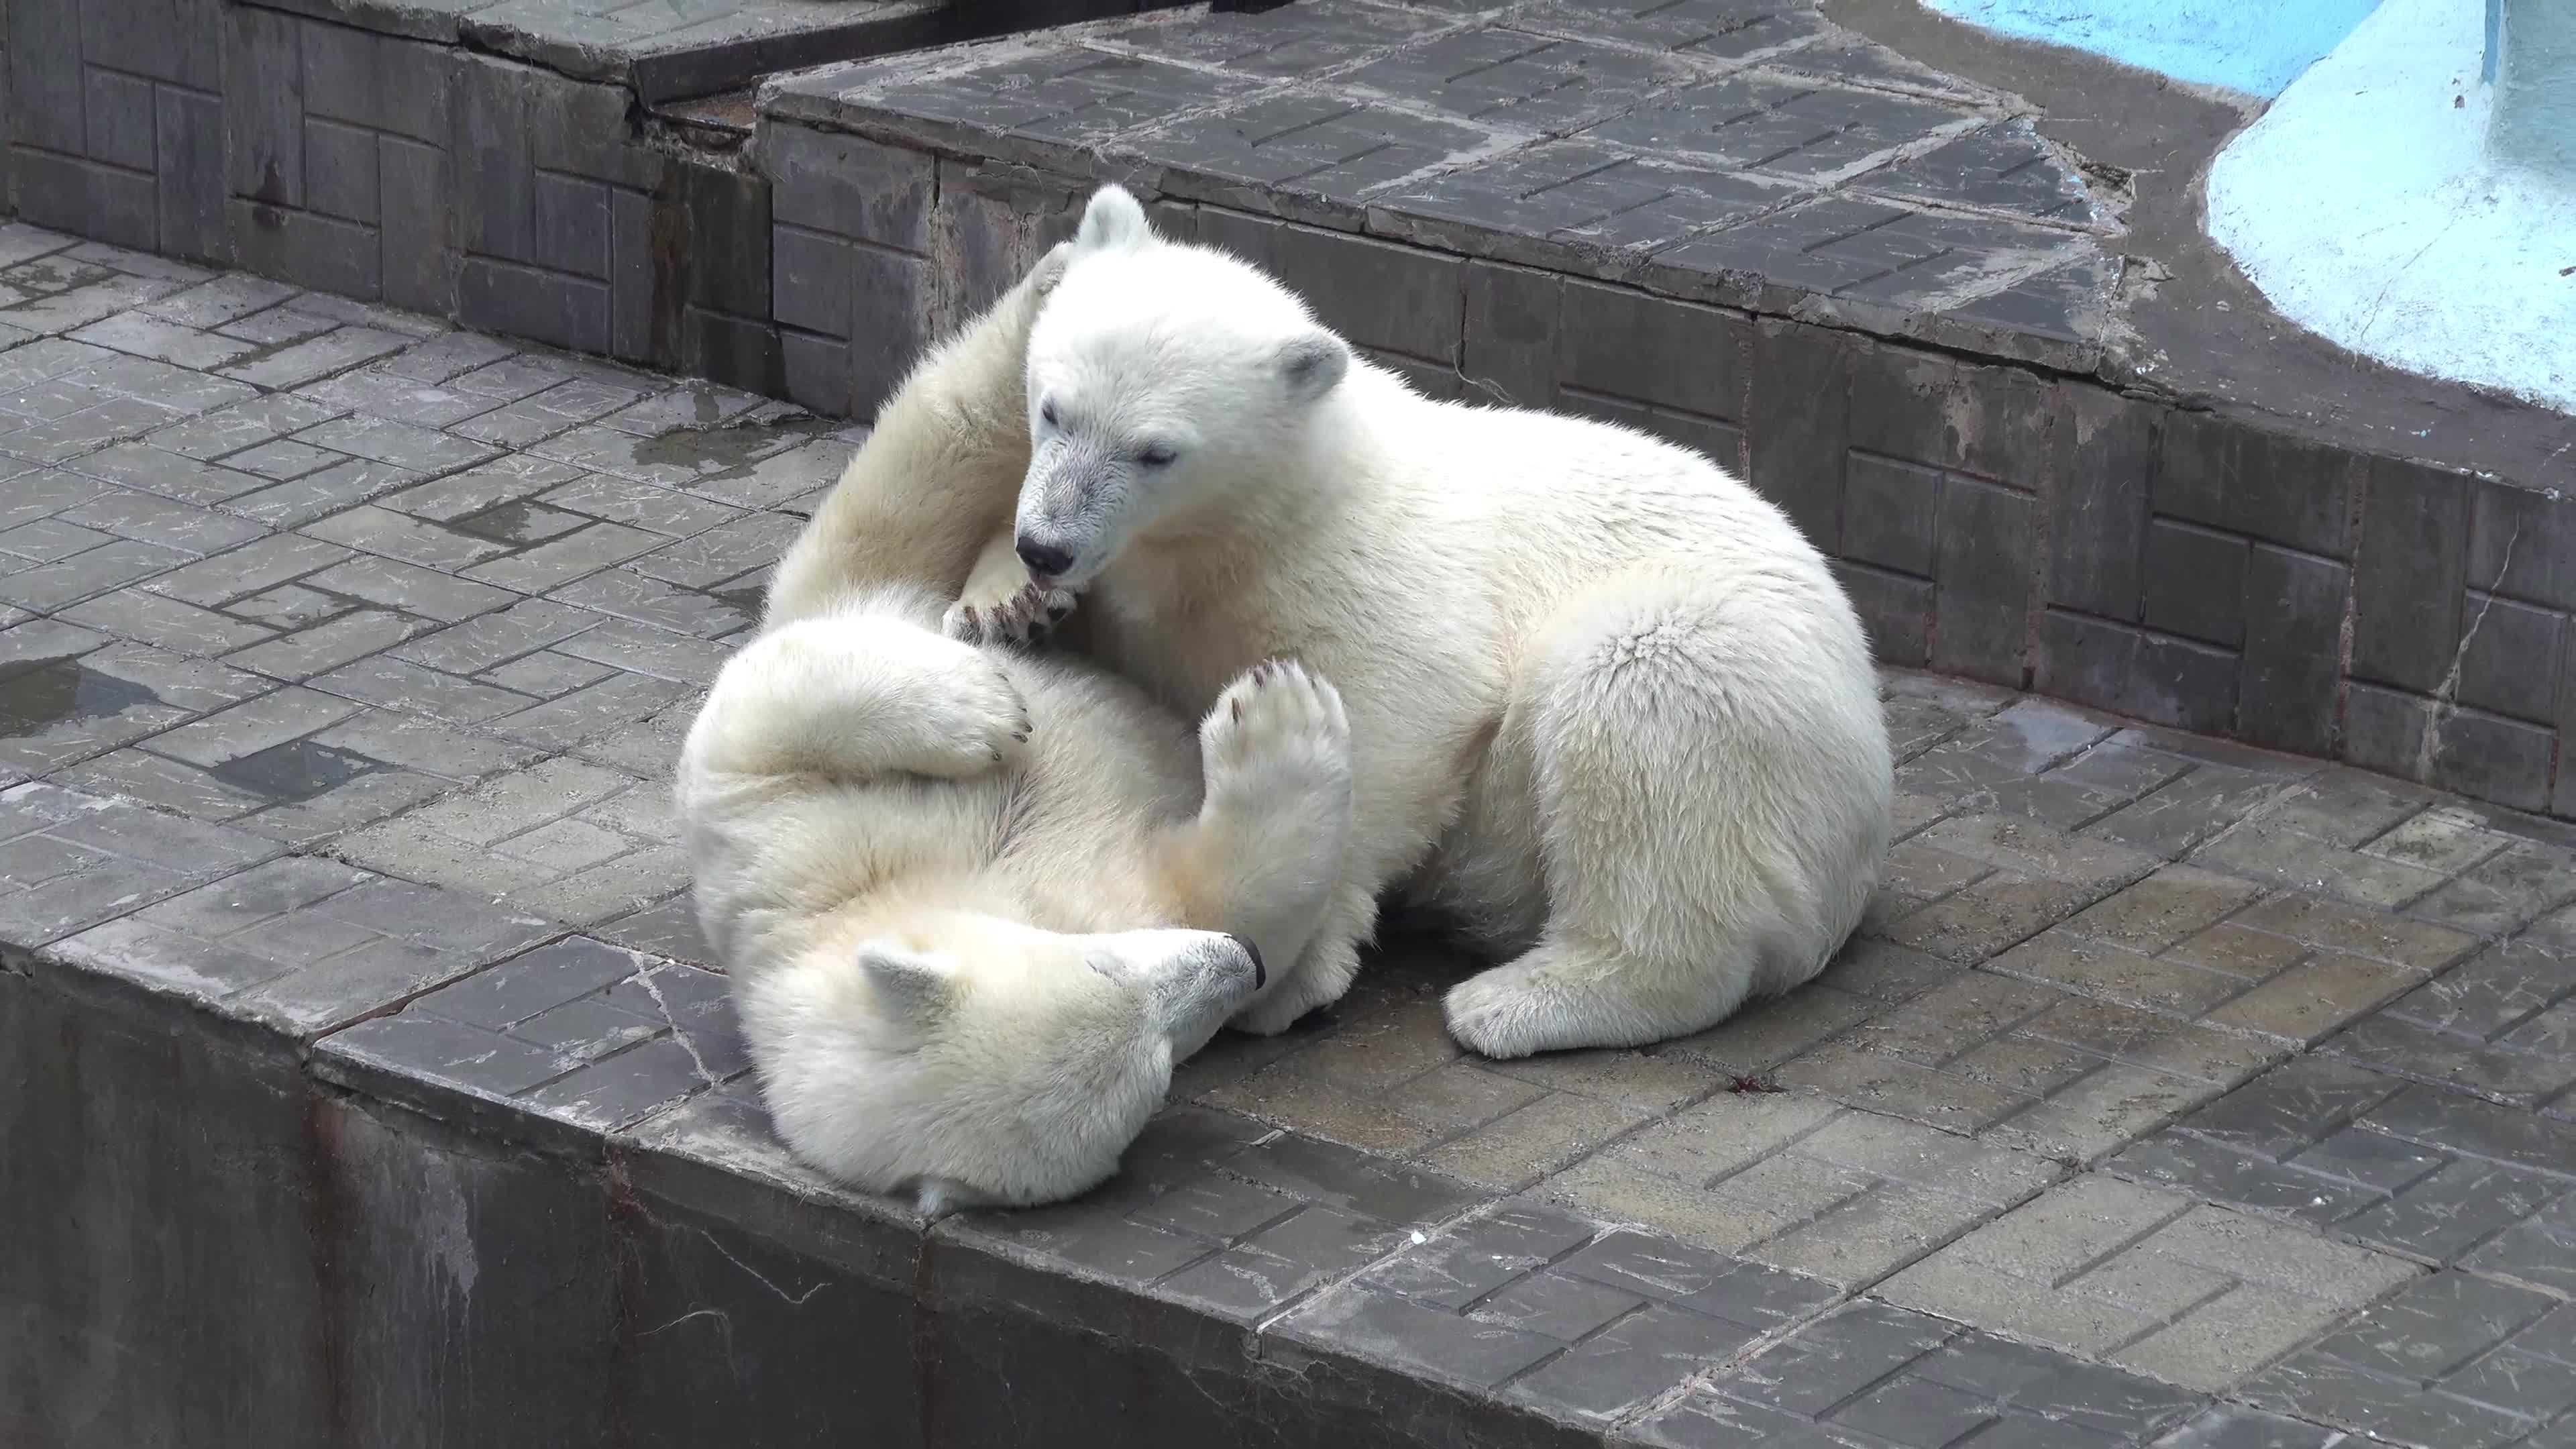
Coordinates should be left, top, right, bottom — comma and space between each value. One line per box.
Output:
1008, 184, 1894, 1059
688, 253, 1352, 1210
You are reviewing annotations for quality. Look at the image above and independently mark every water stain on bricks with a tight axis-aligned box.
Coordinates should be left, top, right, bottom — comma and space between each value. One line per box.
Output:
631, 413, 830, 485
445, 500, 585, 545
0, 656, 160, 734
209, 738, 384, 803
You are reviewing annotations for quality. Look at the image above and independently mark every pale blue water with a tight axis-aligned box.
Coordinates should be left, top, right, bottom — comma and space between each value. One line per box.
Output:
1920, 0, 2387, 97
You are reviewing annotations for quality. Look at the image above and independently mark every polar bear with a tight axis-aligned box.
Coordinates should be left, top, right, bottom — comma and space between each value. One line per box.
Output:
682, 250, 1354, 1211
963, 185, 1892, 1061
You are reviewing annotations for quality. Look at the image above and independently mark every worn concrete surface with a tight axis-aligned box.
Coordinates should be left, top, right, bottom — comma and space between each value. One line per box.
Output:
1824, 0, 2576, 491
2206, 0, 2576, 417
4, 227, 2576, 1446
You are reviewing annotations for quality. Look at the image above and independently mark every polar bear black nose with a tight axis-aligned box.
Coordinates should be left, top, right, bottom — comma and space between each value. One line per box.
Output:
1227, 934, 1265, 988
1016, 539, 1074, 580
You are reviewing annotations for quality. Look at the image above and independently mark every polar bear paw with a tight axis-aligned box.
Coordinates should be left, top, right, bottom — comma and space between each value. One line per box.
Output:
1200, 661, 1351, 808
943, 578, 1077, 649
901, 651, 1034, 777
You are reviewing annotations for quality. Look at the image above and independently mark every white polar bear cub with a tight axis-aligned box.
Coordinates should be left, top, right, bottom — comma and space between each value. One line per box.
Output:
998, 185, 1892, 1060
682, 250, 1354, 1211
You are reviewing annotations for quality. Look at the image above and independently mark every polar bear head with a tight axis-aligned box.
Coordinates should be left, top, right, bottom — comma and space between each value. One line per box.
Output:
736, 913, 1261, 1214
1015, 184, 1354, 589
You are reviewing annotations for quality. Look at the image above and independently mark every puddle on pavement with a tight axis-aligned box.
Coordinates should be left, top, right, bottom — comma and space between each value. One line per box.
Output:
445, 499, 584, 545
712, 585, 765, 622
208, 738, 384, 802
0, 656, 160, 735
633, 414, 835, 486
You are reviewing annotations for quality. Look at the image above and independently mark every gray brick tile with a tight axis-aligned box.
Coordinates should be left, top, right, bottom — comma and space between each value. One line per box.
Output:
141, 274, 301, 331
521, 1036, 718, 1129
299, 503, 513, 570
0, 842, 196, 945
309, 655, 539, 724
312, 708, 540, 783
380, 455, 586, 523
534, 474, 739, 537
547, 569, 753, 639
69, 312, 260, 371
463, 520, 663, 592
219, 325, 411, 390
144, 393, 346, 460
0, 537, 191, 609
2241, 1272, 2565, 1448
545, 615, 728, 685
1558, 1229, 1839, 1329
323, 1012, 570, 1097
297, 414, 501, 475
614, 515, 796, 593
0, 517, 115, 562
1275, 1281, 1560, 1390
52, 748, 268, 821
150, 685, 358, 765
299, 555, 512, 623
2150, 1407, 2341, 1448
228, 439, 343, 480
413, 936, 644, 1030
58, 588, 276, 656
225, 457, 421, 528
0, 467, 108, 529
478, 647, 616, 699
590, 894, 712, 967
146, 531, 350, 606
225, 609, 433, 680
393, 598, 601, 674
0, 395, 190, 463
58, 484, 265, 555
233, 769, 451, 845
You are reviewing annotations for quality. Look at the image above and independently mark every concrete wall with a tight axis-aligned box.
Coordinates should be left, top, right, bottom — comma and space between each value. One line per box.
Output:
2495, 0, 2576, 176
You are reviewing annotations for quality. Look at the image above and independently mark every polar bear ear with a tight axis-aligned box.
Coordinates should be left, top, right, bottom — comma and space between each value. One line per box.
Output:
1275, 331, 1350, 403
1072, 185, 1154, 256
858, 942, 954, 1025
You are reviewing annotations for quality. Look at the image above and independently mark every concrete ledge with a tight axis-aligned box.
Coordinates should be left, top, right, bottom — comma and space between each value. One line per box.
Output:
7, 900, 2225, 1448
14, 0, 2576, 817
3, 233, 2575, 1445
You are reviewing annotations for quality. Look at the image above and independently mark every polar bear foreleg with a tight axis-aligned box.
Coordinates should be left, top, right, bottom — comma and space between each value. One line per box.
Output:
684, 610, 1032, 786
1157, 661, 1357, 1023
1443, 572, 1799, 1058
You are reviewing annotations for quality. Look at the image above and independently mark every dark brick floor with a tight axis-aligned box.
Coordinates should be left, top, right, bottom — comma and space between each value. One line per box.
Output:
6, 225, 2576, 1448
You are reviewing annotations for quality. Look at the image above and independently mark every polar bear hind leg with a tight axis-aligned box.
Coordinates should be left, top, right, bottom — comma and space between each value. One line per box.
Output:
1443, 564, 1868, 1059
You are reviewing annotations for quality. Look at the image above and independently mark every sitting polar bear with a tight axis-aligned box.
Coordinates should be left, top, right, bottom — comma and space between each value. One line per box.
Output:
680, 250, 1353, 1212
967, 185, 1893, 1060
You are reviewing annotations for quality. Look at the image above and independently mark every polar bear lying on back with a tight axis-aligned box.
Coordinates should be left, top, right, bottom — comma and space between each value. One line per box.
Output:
680, 248, 1353, 1210
959, 186, 1892, 1060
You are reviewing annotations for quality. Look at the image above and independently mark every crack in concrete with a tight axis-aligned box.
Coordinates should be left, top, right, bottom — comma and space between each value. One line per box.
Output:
2422, 522, 2518, 780
698, 1228, 829, 1307
629, 956, 722, 1091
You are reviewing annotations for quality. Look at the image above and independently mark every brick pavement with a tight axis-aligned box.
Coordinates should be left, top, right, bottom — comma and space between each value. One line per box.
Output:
7, 225, 2576, 1446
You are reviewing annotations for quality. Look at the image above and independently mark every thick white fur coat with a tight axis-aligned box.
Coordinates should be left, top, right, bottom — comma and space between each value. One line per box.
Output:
680, 252, 1352, 1210
992, 187, 1894, 1058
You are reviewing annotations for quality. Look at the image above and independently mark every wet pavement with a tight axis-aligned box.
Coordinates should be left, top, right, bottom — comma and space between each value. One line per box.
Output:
5, 223, 2576, 1449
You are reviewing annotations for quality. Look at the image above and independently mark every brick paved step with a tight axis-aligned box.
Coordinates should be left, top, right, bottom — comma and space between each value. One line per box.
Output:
3, 231, 2573, 1449
753, 0, 2576, 830
11, 0, 2576, 818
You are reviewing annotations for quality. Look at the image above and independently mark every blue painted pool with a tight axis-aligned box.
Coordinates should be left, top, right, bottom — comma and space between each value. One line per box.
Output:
1919, 0, 2387, 97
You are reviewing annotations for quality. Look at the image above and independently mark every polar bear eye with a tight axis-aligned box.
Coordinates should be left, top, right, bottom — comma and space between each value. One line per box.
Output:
1039, 399, 1059, 428
1135, 444, 1177, 468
